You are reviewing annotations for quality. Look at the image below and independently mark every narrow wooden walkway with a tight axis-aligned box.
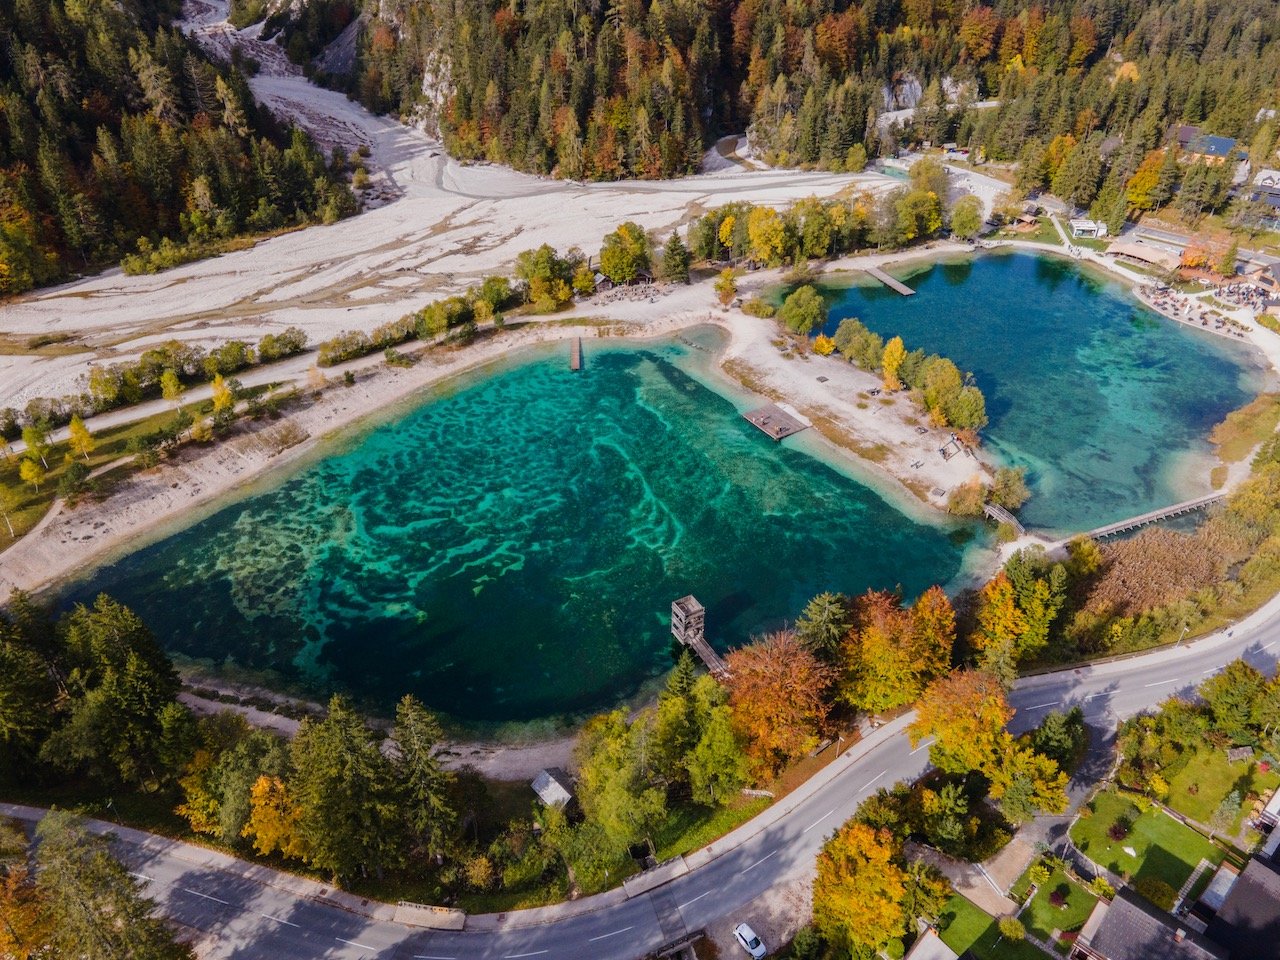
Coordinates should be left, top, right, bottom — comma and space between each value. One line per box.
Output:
743, 403, 809, 441
1077, 491, 1225, 542
982, 503, 1025, 537
570, 337, 582, 371
864, 266, 915, 296
683, 634, 729, 679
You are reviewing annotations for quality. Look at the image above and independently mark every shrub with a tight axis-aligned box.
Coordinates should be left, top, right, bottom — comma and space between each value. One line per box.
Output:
317, 330, 373, 366
998, 917, 1026, 941
1028, 863, 1051, 888
1090, 877, 1115, 899
1048, 886, 1068, 908
742, 296, 775, 318
1107, 816, 1131, 841
1134, 876, 1177, 911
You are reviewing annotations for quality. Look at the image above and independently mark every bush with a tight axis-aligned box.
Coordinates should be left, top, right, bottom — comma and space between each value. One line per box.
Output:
742, 296, 776, 318
317, 330, 374, 366
998, 916, 1026, 941
1107, 816, 1131, 841
1134, 876, 1177, 911
1090, 877, 1115, 899
1048, 886, 1068, 908
947, 479, 988, 517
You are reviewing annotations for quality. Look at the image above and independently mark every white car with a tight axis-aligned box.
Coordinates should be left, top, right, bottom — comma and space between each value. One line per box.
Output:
733, 922, 767, 959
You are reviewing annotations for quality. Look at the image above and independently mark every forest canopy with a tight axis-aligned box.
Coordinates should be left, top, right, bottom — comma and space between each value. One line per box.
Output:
259, 0, 1280, 183
0, 0, 355, 295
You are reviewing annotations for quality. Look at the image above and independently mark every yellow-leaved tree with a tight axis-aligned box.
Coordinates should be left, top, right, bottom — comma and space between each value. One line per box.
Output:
242, 775, 309, 861
881, 335, 906, 391
813, 823, 908, 952
67, 414, 95, 462
746, 206, 785, 265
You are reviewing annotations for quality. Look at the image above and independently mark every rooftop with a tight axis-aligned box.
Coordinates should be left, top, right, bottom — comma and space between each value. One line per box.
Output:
1077, 888, 1228, 960
531, 767, 574, 808
1206, 858, 1280, 959
1187, 134, 1238, 158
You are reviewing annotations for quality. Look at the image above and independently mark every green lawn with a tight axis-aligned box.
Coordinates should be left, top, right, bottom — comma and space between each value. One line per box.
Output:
1070, 789, 1225, 890
652, 795, 771, 861
1164, 748, 1280, 832
937, 894, 1048, 960
1018, 869, 1099, 954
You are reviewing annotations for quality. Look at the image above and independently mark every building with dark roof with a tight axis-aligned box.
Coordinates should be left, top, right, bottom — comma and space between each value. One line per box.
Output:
1070, 889, 1228, 960
1206, 857, 1280, 959
1185, 134, 1239, 164
1168, 124, 1201, 150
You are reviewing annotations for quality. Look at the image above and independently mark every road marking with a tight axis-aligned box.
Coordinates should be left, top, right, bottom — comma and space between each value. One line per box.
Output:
414, 956, 457, 959
129, 871, 155, 883
909, 739, 935, 756
588, 926, 634, 942
741, 849, 779, 874
677, 890, 712, 910
860, 770, 887, 792
336, 938, 377, 950
259, 912, 301, 928
182, 888, 229, 905
1025, 701, 1059, 710
1203, 667, 1219, 674
803, 809, 836, 833
1265, 641, 1277, 650
503, 952, 549, 958
1143, 678, 1181, 687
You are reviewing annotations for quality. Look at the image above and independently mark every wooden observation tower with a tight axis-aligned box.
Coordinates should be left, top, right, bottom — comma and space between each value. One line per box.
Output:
671, 595, 729, 679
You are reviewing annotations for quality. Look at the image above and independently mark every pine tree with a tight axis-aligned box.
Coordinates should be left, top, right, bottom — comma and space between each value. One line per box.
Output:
661, 232, 690, 284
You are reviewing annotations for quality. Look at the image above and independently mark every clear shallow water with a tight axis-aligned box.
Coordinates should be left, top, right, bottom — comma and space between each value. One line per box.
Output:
823, 252, 1267, 532
65, 335, 975, 726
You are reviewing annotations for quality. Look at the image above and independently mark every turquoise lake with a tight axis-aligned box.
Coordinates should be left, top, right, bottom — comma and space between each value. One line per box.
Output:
822, 251, 1268, 533
66, 333, 975, 727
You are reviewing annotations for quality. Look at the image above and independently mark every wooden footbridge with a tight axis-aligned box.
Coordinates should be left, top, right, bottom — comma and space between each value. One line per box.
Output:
982, 503, 1025, 537
671, 596, 729, 679
1072, 491, 1226, 543
864, 266, 916, 296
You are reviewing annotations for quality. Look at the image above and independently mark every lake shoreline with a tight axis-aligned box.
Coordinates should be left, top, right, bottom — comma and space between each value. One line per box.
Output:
2, 243, 1272, 763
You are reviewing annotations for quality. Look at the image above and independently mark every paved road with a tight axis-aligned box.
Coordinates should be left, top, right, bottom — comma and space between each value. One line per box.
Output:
12, 596, 1280, 960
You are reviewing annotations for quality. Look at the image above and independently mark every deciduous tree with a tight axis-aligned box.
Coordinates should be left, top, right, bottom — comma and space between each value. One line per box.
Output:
909, 670, 1012, 775
813, 823, 908, 952
67, 415, 95, 463
726, 631, 834, 776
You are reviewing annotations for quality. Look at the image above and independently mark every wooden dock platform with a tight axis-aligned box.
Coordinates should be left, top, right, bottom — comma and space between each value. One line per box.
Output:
570, 337, 582, 371
864, 266, 915, 296
743, 403, 810, 441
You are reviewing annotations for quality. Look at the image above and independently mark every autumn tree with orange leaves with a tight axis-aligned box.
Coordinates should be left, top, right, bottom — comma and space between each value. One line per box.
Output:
841, 587, 956, 714
726, 631, 834, 777
814, 821, 951, 953
909, 669, 1013, 775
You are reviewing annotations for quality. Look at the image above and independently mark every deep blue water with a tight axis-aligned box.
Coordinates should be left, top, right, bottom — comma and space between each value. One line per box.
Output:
822, 252, 1265, 532
65, 337, 974, 726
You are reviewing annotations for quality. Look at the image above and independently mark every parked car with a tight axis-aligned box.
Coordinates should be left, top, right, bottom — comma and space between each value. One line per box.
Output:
733, 922, 767, 959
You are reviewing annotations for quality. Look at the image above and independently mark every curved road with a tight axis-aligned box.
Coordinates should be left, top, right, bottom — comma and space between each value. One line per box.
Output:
11, 596, 1280, 960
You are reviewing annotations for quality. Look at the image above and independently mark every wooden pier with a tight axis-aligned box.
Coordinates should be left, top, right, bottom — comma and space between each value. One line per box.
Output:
1077, 492, 1225, 542
743, 403, 810, 441
982, 503, 1025, 537
570, 337, 582, 371
671, 596, 729, 679
864, 266, 916, 296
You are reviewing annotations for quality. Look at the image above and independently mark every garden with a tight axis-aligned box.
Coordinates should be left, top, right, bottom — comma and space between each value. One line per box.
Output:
1069, 788, 1226, 900
1011, 861, 1102, 954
